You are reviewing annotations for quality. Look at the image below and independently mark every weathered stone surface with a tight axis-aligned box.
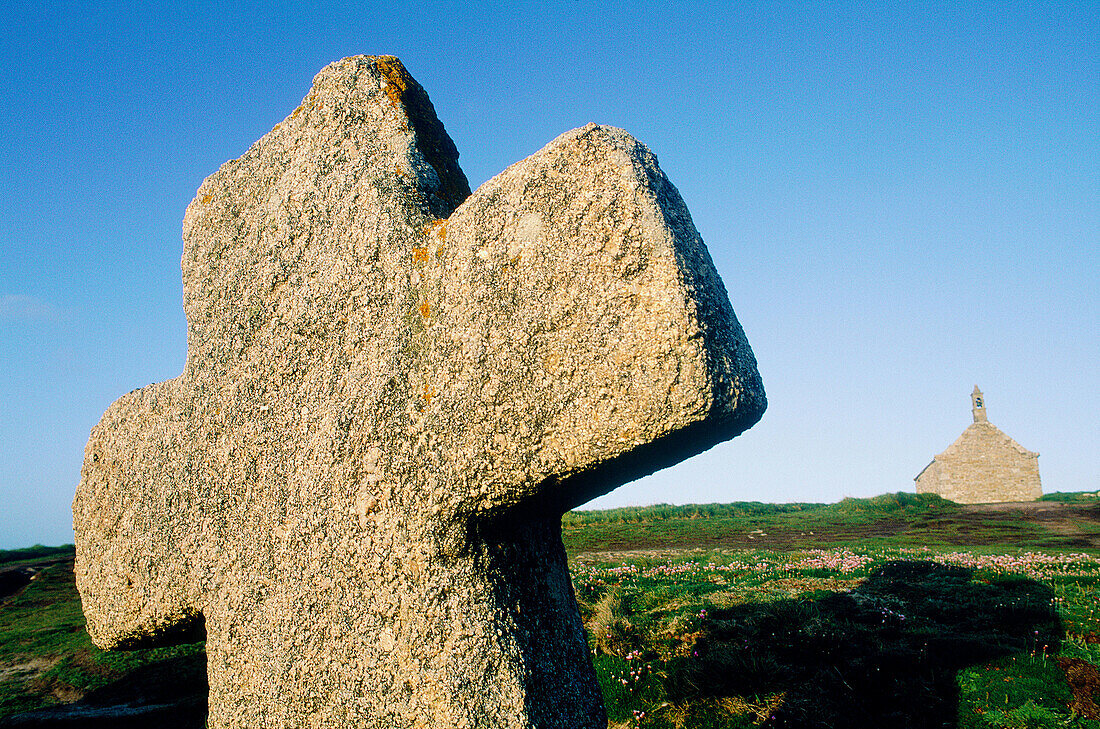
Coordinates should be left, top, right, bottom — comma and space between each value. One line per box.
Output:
915, 387, 1041, 503
73, 56, 765, 728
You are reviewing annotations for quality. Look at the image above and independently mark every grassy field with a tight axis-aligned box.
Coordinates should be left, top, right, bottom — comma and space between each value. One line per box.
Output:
1040, 492, 1100, 503
575, 548, 1100, 728
0, 551, 205, 726
0, 546, 76, 567
561, 492, 1100, 553
2, 492, 1099, 727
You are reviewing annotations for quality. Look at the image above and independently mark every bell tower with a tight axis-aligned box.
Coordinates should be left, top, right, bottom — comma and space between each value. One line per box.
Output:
971, 385, 987, 423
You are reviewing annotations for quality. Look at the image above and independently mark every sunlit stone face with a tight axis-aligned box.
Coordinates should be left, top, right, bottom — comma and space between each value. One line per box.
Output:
73, 55, 765, 729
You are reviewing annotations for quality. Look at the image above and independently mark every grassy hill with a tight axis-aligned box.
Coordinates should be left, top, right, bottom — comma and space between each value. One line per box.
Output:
2, 492, 1099, 727
562, 492, 1100, 553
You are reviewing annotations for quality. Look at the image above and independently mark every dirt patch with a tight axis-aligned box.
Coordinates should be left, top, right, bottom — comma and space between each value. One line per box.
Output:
961, 502, 1100, 548
1055, 657, 1100, 720
0, 658, 57, 683
566, 520, 913, 556
569, 501, 1100, 561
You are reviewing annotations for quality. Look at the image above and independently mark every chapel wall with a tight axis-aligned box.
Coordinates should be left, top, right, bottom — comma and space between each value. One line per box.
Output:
914, 406, 1042, 504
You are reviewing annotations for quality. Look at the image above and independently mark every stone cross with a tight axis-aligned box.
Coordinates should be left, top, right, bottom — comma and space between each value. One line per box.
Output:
73, 56, 765, 729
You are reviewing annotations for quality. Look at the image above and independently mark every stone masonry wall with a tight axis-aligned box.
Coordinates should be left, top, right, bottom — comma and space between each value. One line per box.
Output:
915, 422, 1042, 504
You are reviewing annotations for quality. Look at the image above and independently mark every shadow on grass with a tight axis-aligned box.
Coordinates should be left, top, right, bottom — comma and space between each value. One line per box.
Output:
0, 652, 207, 728
665, 561, 1062, 728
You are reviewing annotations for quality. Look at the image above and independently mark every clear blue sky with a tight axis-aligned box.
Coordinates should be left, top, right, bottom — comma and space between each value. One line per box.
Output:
1, 2, 1097, 549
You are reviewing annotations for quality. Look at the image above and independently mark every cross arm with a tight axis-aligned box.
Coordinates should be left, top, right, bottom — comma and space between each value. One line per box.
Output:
74, 379, 205, 649
426, 123, 766, 516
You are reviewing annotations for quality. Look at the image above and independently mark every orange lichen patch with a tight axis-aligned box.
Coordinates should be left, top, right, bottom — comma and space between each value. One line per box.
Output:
376, 56, 411, 110
423, 219, 447, 242
412, 247, 430, 263
418, 302, 431, 319
421, 384, 438, 405
201, 195, 212, 204
291, 106, 301, 119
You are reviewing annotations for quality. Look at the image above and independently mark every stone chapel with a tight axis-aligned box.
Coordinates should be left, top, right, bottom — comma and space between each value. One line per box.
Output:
914, 386, 1042, 503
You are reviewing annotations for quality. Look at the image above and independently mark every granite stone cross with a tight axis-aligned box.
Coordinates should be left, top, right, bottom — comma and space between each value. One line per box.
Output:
73, 56, 765, 729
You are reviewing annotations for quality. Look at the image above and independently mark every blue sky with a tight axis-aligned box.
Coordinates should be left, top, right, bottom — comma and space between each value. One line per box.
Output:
1, 2, 1097, 549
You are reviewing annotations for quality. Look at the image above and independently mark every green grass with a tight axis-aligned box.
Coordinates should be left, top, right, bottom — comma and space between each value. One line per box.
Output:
0, 544, 74, 567
0, 559, 204, 718
2, 493, 1099, 726
561, 492, 1074, 553
563, 492, 947, 527
563, 501, 827, 527
1040, 491, 1100, 503
572, 548, 1100, 728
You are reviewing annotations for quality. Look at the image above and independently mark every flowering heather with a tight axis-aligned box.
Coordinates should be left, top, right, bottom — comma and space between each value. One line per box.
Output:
787, 548, 877, 573
573, 547, 1100, 588
931, 551, 1100, 578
